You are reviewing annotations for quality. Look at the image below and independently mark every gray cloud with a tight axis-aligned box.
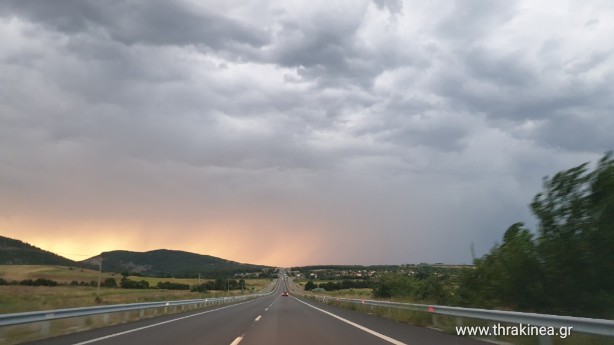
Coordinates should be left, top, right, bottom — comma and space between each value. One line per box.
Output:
0, 0, 612, 265
0, 0, 268, 51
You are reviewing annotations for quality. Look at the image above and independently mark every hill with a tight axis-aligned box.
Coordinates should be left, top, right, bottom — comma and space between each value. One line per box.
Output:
0, 236, 82, 267
82, 249, 268, 277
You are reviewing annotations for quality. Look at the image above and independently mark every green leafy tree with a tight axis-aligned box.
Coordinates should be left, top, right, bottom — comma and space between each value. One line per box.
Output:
459, 223, 544, 309
304, 280, 317, 291
102, 277, 117, 288
461, 153, 614, 317
531, 153, 614, 315
373, 273, 415, 298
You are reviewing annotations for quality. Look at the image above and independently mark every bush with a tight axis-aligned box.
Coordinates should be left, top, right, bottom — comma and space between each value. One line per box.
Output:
19, 278, 58, 286
304, 280, 317, 291
120, 277, 150, 289
157, 281, 189, 290
191, 283, 207, 292
102, 277, 118, 288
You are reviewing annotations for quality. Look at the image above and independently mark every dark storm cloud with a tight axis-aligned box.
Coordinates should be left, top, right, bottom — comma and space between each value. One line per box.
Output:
1, 0, 612, 264
269, 10, 372, 87
0, 0, 268, 50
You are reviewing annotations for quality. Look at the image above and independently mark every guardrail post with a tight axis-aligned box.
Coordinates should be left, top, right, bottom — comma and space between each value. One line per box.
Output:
539, 335, 553, 345
140, 309, 144, 318
102, 313, 110, 325
40, 321, 50, 336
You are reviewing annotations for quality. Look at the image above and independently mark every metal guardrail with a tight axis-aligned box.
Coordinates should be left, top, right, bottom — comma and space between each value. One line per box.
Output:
1, 295, 253, 327
301, 294, 614, 337
0, 282, 278, 327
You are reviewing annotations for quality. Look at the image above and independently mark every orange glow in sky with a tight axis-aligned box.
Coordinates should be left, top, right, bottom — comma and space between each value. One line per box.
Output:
0, 216, 322, 267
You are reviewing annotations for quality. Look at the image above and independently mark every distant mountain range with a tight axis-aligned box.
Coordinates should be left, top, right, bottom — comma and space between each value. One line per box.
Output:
0, 235, 268, 277
82, 249, 266, 277
0, 235, 81, 267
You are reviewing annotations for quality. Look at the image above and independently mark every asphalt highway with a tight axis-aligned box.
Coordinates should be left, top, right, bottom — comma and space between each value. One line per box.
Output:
28, 275, 486, 345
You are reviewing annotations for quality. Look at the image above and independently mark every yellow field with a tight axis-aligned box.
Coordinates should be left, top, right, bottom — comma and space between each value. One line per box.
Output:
0, 265, 116, 283
126, 276, 202, 286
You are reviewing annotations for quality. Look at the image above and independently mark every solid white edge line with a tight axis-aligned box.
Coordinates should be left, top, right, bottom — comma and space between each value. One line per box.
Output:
292, 297, 406, 345
255, 315, 262, 321
229, 335, 243, 345
71, 299, 257, 345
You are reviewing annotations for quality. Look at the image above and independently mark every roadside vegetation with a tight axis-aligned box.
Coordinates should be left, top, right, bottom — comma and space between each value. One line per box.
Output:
295, 153, 614, 319
458, 152, 614, 318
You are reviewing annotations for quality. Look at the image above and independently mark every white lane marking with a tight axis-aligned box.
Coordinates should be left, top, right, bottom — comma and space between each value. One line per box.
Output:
255, 315, 262, 321
292, 297, 406, 345
230, 336, 243, 345
71, 300, 258, 345
265, 308, 269, 311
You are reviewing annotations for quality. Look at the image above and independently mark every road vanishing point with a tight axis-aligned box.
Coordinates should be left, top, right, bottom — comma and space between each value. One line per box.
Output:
27, 270, 486, 345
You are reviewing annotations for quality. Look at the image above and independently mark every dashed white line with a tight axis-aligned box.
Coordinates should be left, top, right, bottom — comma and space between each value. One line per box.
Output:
255, 315, 262, 321
229, 335, 243, 345
292, 297, 406, 345
265, 308, 269, 311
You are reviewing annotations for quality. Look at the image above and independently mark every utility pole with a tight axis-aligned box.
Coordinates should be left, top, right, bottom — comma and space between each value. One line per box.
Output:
96, 257, 103, 296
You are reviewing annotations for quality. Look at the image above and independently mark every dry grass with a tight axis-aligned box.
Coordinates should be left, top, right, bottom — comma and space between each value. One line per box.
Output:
0, 286, 205, 313
0, 265, 116, 284
0, 278, 271, 314
0, 264, 274, 314
0, 265, 271, 290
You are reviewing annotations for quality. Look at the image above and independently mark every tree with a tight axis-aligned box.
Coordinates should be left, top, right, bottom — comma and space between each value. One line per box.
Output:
372, 273, 414, 298
587, 153, 614, 298
530, 153, 614, 315
304, 280, 317, 291
120, 277, 150, 289
102, 277, 117, 288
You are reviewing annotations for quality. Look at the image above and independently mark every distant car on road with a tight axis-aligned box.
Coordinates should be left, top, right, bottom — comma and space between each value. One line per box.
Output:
282, 291, 288, 296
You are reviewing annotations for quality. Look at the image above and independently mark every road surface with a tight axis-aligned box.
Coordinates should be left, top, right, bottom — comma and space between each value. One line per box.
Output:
27, 275, 485, 345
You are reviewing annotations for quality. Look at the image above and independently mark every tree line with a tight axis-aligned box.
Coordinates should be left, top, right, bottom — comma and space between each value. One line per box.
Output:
457, 152, 613, 318
191, 278, 246, 292
0, 276, 247, 292
371, 153, 614, 318
304, 279, 372, 291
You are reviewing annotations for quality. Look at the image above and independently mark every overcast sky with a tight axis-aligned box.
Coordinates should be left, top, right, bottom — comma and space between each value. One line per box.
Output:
1, 0, 613, 266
